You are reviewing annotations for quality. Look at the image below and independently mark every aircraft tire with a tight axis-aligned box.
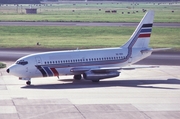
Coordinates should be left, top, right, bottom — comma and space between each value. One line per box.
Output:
26, 81, 31, 85
74, 75, 82, 80
92, 80, 100, 82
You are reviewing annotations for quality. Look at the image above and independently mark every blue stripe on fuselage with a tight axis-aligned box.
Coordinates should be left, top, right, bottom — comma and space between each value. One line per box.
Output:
36, 66, 48, 77
43, 67, 54, 76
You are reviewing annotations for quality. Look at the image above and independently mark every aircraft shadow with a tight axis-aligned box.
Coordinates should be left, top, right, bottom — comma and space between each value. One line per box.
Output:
21, 78, 180, 90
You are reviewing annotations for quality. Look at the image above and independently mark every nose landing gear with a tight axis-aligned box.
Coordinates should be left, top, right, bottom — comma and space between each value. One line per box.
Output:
26, 80, 31, 85
19, 77, 31, 85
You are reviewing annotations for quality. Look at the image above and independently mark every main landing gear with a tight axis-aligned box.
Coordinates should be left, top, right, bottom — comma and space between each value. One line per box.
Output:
73, 75, 82, 80
91, 80, 100, 82
73, 75, 100, 82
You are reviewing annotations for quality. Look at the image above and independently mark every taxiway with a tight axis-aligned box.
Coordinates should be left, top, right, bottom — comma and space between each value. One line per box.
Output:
0, 22, 180, 27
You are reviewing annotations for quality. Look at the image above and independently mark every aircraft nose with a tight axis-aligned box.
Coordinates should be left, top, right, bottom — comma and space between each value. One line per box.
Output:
7, 68, 10, 73
7, 64, 26, 77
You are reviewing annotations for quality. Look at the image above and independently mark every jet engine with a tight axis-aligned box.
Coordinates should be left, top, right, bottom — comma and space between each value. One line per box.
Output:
83, 71, 120, 80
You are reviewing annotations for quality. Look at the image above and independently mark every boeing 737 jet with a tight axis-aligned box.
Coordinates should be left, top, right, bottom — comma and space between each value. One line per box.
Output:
7, 11, 158, 85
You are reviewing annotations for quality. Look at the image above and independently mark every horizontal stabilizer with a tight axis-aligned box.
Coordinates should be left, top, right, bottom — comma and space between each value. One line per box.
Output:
151, 48, 171, 52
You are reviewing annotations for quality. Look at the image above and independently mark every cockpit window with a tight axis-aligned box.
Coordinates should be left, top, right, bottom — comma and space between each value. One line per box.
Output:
16, 60, 28, 65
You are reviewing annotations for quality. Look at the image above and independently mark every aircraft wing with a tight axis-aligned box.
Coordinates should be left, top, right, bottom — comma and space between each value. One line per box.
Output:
70, 67, 120, 73
90, 67, 121, 73
70, 67, 90, 72
121, 65, 159, 70
70, 66, 158, 73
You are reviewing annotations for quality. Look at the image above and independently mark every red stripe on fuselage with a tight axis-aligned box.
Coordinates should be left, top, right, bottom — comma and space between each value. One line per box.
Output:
138, 34, 151, 38
50, 68, 59, 76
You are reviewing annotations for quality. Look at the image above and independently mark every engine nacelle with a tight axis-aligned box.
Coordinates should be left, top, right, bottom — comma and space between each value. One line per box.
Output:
83, 71, 120, 80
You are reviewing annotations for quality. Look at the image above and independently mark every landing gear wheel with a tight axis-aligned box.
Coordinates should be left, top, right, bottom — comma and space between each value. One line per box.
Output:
74, 75, 82, 80
92, 80, 100, 82
26, 81, 31, 85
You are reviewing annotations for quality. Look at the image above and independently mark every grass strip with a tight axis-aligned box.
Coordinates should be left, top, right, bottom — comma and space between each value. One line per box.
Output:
0, 26, 179, 50
0, 2, 180, 22
0, 62, 6, 69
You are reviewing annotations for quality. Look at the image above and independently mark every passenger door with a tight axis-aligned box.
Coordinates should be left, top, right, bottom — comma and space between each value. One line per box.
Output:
35, 57, 42, 65
35, 57, 42, 74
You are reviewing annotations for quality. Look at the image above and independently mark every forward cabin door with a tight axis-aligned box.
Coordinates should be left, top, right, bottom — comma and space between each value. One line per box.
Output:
35, 57, 42, 65
35, 57, 42, 74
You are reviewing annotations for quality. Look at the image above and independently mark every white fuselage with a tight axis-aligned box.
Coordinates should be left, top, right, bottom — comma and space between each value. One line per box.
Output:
8, 47, 152, 79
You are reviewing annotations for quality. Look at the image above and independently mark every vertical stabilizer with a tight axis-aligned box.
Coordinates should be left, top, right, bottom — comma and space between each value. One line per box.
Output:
121, 11, 154, 48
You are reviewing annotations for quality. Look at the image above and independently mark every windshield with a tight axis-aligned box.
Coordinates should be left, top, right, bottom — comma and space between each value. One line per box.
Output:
16, 60, 28, 65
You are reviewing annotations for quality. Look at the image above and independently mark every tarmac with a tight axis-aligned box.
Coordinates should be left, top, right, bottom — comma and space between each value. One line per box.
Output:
0, 62, 180, 119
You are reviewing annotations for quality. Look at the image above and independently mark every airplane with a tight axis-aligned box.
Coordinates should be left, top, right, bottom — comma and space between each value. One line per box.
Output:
7, 11, 160, 85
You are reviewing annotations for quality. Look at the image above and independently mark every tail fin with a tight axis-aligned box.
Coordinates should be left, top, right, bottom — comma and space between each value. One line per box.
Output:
122, 11, 154, 48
